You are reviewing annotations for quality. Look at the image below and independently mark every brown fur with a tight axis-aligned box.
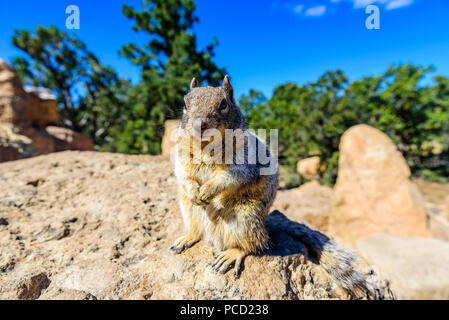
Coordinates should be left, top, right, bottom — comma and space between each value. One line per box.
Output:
171, 75, 278, 275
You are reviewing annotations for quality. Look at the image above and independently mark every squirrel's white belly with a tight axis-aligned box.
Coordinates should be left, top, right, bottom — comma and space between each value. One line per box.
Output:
174, 145, 214, 185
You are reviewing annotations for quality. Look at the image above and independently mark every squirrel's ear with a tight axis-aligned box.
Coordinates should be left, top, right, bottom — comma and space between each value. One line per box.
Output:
222, 75, 235, 103
190, 77, 197, 90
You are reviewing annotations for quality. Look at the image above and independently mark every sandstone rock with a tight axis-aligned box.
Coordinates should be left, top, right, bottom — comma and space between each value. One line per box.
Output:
428, 213, 449, 242
0, 123, 36, 161
331, 124, 429, 246
45, 126, 94, 152
0, 58, 93, 162
272, 182, 333, 233
19, 126, 55, 155
161, 119, 180, 157
24, 87, 59, 125
0, 146, 19, 162
0, 59, 59, 127
0, 58, 31, 126
296, 156, 325, 180
356, 233, 449, 299
0, 151, 392, 300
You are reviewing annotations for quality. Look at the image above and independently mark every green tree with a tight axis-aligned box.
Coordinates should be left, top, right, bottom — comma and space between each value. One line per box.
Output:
114, 0, 226, 154
242, 65, 449, 186
11, 25, 130, 145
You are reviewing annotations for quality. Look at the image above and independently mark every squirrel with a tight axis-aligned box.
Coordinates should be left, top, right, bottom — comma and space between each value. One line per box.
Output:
170, 75, 368, 296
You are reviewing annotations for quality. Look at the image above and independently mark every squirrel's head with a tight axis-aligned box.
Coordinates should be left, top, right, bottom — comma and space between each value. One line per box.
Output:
181, 75, 245, 134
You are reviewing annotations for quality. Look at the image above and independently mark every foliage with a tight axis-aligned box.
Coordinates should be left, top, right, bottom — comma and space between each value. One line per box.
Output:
113, 0, 226, 154
9, 3, 448, 185
241, 65, 449, 186
11, 25, 131, 145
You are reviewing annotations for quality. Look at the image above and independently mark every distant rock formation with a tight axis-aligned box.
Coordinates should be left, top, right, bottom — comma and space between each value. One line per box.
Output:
330, 124, 429, 245
297, 156, 326, 181
0, 58, 93, 162
272, 181, 334, 233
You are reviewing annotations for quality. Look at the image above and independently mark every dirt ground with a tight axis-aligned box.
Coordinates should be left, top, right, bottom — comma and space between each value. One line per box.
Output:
414, 178, 449, 220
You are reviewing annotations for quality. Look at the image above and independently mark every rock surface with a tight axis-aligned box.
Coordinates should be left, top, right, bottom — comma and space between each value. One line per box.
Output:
331, 124, 429, 245
356, 233, 449, 299
0, 151, 393, 300
0, 58, 93, 162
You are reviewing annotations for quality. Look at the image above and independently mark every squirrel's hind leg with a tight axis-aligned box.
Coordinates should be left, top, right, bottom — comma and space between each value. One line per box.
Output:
211, 203, 269, 275
212, 248, 245, 276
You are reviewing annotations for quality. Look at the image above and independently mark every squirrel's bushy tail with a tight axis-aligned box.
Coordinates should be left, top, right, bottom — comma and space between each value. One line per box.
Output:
314, 238, 367, 297
267, 211, 367, 297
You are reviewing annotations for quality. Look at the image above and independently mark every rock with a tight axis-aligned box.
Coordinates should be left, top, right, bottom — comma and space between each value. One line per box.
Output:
24, 87, 59, 126
272, 182, 333, 233
0, 151, 392, 300
161, 119, 180, 157
331, 124, 429, 246
414, 178, 449, 221
0, 58, 31, 126
45, 126, 94, 152
19, 126, 55, 155
296, 156, 325, 180
0, 58, 93, 162
0, 123, 36, 161
356, 234, 449, 299
16, 273, 51, 300
428, 213, 449, 242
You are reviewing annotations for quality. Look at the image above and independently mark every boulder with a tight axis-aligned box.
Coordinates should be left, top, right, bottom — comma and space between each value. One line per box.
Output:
356, 234, 449, 299
272, 181, 333, 233
0, 58, 93, 162
296, 156, 325, 180
0, 151, 392, 300
45, 126, 94, 152
161, 119, 180, 157
330, 124, 429, 246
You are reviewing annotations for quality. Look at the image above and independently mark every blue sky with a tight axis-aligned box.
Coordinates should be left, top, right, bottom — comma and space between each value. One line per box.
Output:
0, 0, 448, 98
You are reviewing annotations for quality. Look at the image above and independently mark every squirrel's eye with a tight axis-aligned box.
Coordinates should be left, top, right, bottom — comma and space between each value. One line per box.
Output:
219, 99, 228, 112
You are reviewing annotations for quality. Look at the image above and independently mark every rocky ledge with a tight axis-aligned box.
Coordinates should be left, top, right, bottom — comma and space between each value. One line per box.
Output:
0, 151, 393, 300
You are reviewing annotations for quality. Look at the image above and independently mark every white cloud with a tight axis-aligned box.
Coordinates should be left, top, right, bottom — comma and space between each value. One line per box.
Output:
352, 0, 386, 8
349, 0, 413, 9
305, 5, 327, 16
385, 0, 413, 10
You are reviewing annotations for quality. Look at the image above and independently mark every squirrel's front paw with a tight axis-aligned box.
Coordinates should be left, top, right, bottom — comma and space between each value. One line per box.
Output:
170, 234, 200, 254
192, 183, 217, 206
